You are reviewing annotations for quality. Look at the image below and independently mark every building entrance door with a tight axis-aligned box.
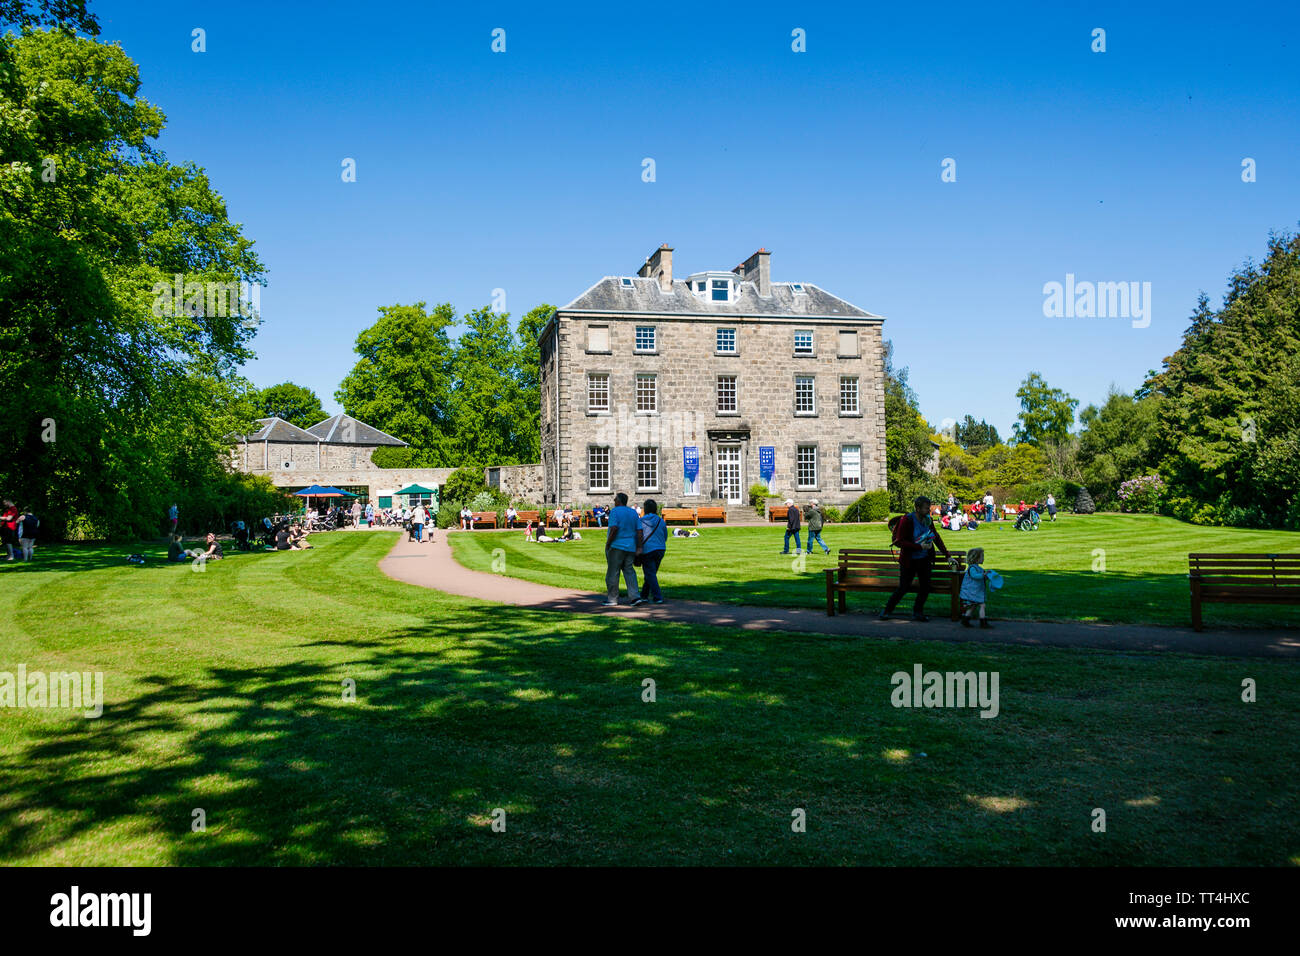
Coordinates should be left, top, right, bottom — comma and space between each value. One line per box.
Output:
716, 445, 743, 503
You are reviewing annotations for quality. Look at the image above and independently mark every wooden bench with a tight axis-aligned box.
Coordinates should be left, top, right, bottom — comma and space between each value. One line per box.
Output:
513, 510, 539, 526
826, 548, 967, 619
696, 506, 727, 524
470, 511, 498, 529
661, 508, 697, 526
548, 509, 582, 528
1188, 553, 1300, 631
768, 504, 789, 522
1002, 505, 1018, 520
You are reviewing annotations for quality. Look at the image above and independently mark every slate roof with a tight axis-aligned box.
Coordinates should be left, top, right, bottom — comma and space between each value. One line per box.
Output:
243, 417, 319, 444
559, 277, 880, 320
305, 414, 408, 447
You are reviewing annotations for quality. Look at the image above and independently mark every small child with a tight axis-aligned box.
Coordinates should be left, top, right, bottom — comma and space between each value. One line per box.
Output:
959, 547, 1002, 629
524, 520, 535, 542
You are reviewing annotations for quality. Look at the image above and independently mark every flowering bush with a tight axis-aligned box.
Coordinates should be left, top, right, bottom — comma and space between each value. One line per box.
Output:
1118, 474, 1166, 513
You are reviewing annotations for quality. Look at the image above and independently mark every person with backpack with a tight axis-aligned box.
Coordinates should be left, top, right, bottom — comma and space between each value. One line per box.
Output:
780, 498, 802, 555
879, 495, 955, 622
638, 499, 668, 604
803, 499, 831, 555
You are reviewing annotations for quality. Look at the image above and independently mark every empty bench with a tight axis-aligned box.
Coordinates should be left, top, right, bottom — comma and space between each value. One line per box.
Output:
661, 508, 697, 526
696, 506, 727, 524
768, 505, 789, 522
1188, 553, 1300, 631
471, 511, 498, 529
826, 548, 967, 619
513, 510, 539, 526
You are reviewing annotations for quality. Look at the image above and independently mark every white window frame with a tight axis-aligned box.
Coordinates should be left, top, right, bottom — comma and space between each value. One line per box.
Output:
839, 376, 860, 415
634, 325, 657, 353
711, 278, 732, 302
794, 330, 814, 355
841, 444, 862, 490
587, 372, 610, 413
716, 327, 737, 354
795, 375, 816, 415
636, 446, 659, 492
588, 446, 611, 492
796, 445, 818, 490
635, 373, 657, 413
717, 375, 738, 414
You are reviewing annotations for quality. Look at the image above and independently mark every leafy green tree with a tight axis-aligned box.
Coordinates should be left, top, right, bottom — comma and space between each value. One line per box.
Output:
335, 302, 456, 466
513, 304, 554, 462
451, 306, 533, 466
1147, 231, 1300, 527
954, 415, 1000, 453
882, 340, 936, 510
1075, 389, 1159, 506
255, 382, 325, 428
1013, 372, 1078, 446
0, 0, 97, 34
0, 27, 264, 537
441, 465, 486, 503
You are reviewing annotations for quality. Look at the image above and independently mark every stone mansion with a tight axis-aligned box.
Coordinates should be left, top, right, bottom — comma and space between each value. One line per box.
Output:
538, 245, 888, 509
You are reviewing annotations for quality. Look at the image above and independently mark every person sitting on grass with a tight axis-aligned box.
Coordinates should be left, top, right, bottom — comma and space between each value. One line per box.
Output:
959, 546, 1002, 629
195, 532, 223, 564
167, 533, 188, 563
289, 524, 313, 549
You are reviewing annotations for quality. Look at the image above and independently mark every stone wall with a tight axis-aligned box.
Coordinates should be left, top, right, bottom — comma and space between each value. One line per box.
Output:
487, 463, 545, 503
542, 314, 887, 507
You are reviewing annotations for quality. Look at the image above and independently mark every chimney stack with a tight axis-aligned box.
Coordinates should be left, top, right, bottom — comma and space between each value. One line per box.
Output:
734, 248, 771, 297
638, 243, 673, 292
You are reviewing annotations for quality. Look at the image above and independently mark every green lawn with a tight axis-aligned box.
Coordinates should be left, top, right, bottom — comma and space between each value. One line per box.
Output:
450, 514, 1300, 628
0, 530, 1296, 865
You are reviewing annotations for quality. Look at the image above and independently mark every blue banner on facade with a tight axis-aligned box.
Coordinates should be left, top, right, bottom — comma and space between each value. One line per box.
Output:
759, 446, 775, 481
683, 446, 699, 482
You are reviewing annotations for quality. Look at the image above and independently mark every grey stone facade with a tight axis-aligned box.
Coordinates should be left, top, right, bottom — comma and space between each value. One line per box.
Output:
540, 246, 888, 509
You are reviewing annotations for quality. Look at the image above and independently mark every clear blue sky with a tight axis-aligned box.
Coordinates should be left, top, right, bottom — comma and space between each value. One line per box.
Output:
94, 0, 1299, 437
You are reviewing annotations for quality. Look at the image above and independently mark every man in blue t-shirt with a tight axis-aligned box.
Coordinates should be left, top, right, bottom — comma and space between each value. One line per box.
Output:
604, 493, 643, 606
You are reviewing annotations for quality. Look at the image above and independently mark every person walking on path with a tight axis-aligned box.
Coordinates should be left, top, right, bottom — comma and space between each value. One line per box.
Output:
411, 504, 427, 542
351, 500, 362, 527
365, 502, 375, 527
1046, 493, 1057, 522
804, 499, 831, 555
781, 498, 802, 555
879, 495, 954, 622
604, 493, 643, 607
638, 499, 668, 604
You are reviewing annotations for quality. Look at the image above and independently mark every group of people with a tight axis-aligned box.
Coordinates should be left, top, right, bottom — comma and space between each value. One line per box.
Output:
880, 495, 1004, 627
603, 493, 669, 606
1, 500, 38, 563
779, 498, 832, 555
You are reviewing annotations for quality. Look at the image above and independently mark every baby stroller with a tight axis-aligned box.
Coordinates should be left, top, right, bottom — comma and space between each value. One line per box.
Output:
229, 520, 251, 551
1014, 508, 1040, 531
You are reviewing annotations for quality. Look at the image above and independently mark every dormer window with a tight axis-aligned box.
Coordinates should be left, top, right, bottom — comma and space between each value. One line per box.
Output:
711, 279, 731, 302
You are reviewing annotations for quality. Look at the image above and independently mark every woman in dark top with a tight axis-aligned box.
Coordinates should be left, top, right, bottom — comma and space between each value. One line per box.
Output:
638, 499, 668, 604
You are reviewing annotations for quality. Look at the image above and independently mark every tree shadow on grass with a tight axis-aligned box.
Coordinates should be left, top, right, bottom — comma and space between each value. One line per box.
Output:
1, 601, 1296, 866
655, 568, 1300, 630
